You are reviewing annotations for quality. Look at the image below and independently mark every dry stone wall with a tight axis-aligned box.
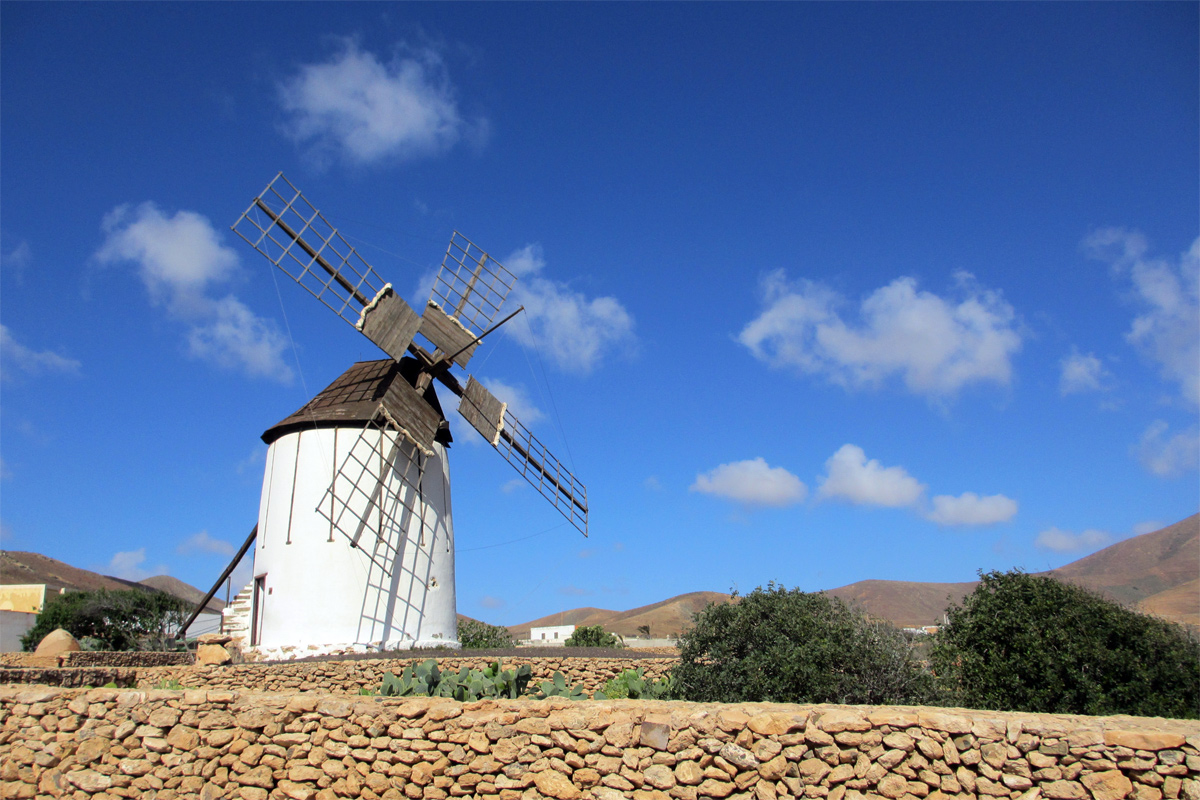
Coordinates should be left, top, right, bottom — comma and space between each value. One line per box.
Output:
131, 658, 677, 698
2, 685, 1197, 800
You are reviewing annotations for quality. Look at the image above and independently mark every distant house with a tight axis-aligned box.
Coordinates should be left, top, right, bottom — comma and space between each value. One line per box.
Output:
530, 625, 575, 644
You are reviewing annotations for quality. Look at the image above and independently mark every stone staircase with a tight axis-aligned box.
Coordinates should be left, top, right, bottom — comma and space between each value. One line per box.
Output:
221, 583, 254, 650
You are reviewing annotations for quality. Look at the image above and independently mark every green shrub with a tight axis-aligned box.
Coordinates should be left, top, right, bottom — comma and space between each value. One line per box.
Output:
458, 618, 515, 649
595, 668, 674, 700
931, 570, 1200, 718
564, 625, 623, 648
21, 589, 189, 652
375, 659, 532, 700
535, 671, 588, 700
672, 583, 935, 705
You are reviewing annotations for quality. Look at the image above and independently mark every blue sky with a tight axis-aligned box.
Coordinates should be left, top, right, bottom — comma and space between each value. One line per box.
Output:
2, 3, 1196, 628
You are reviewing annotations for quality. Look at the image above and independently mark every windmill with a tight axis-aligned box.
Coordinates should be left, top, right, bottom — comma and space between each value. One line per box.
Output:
215, 172, 587, 654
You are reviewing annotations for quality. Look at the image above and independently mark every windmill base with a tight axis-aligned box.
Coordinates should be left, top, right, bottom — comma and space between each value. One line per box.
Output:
245, 638, 462, 662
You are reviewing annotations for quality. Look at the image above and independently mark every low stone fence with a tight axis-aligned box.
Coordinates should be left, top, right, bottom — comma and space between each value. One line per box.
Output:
130, 657, 677, 697
1, 651, 194, 669
2, 684, 1196, 800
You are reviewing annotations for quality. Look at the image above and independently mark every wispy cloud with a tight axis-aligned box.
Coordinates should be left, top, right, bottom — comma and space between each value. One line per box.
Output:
1059, 349, 1111, 395
176, 530, 237, 557
1135, 420, 1199, 477
690, 457, 807, 508
481, 378, 544, 424
479, 595, 505, 610
558, 585, 591, 596
0, 324, 81, 379
102, 548, 170, 582
1035, 527, 1112, 553
1, 240, 31, 282
925, 492, 1018, 526
816, 444, 925, 507
94, 203, 292, 383
1084, 229, 1199, 406
500, 478, 525, 494
504, 244, 635, 374
738, 271, 1021, 400
643, 476, 662, 491
278, 38, 484, 167
1132, 520, 1164, 536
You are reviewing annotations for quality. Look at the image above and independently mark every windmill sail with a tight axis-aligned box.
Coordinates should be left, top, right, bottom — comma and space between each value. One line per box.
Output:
232, 172, 421, 361
457, 378, 588, 536
318, 416, 429, 576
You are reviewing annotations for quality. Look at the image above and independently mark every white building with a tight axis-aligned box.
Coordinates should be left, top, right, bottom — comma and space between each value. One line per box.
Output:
530, 624, 575, 644
236, 360, 459, 658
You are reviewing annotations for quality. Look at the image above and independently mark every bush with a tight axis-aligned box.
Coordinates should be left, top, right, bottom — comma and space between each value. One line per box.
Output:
21, 589, 190, 652
931, 570, 1200, 718
672, 583, 935, 705
458, 618, 514, 649
564, 625, 623, 648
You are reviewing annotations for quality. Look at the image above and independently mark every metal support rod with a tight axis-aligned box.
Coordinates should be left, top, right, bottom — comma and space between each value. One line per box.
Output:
175, 524, 258, 644
443, 305, 524, 366
254, 199, 369, 306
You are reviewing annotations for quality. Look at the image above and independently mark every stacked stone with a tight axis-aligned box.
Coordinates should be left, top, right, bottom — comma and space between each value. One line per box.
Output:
1, 686, 1197, 800
130, 658, 678, 697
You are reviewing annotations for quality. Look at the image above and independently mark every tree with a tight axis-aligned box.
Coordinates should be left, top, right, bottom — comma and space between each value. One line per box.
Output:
21, 589, 190, 652
931, 570, 1200, 718
672, 583, 935, 705
458, 618, 514, 649
564, 625, 624, 648
636, 624, 651, 637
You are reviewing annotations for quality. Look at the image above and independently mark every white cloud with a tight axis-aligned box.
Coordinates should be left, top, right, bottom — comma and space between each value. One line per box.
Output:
1059, 349, 1111, 395
479, 595, 505, 610
738, 271, 1021, 399
1035, 527, 1112, 553
926, 492, 1018, 526
103, 548, 170, 582
816, 444, 926, 507
0, 324, 80, 378
1135, 420, 1199, 477
176, 531, 237, 557
503, 245, 635, 374
690, 457, 808, 508
500, 478, 525, 494
278, 39, 481, 166
558, 585, 590, 596
94, 203, 292, 383
1132, 520, 1164, 536
481, 378, 544, 424
1084, 229, 1199, 406
643, 476, 662, 491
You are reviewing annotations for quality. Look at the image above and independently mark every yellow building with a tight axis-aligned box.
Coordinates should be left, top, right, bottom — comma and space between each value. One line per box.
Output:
0, 584, 59, 613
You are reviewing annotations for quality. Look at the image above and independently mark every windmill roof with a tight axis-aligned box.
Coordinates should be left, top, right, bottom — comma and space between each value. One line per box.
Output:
262, 358, 451, 446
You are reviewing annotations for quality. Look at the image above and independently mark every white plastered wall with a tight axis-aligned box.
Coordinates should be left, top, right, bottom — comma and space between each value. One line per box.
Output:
250, 426, 459, 653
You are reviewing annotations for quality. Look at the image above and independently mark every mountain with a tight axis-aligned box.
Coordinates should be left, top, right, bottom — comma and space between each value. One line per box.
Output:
0, 550, 222, 613
508, 515, 1199, 636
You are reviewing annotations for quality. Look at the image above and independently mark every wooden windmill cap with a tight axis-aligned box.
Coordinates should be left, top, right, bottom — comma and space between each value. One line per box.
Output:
262, 358, 451, 446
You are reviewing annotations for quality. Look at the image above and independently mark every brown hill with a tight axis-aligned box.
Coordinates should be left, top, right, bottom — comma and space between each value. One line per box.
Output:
1137, 579, 1200, 628
139, 575, 225, 614
824, 580, 978, 629
509, 515, 1199, 636
1046, 514, 1198, 607
0, 550, 221, 612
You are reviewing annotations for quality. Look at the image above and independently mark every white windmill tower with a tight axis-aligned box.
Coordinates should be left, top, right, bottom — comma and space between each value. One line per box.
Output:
211, 173, 587, 656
